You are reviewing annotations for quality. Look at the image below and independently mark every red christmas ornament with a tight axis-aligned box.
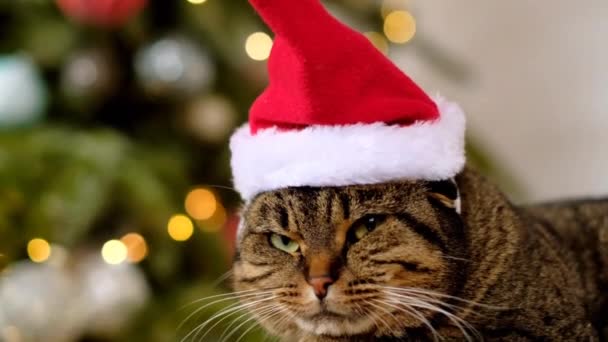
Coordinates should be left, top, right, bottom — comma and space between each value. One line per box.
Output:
56, 0, 147, 27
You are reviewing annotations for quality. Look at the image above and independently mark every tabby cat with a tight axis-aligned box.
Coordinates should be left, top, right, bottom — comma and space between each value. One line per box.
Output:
232, 167, 608, 341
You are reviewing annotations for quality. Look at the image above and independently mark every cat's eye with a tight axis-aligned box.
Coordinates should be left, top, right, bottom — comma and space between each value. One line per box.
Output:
269, 233, 300, 253
354, 225, 369, 240
349, 215, 383, 242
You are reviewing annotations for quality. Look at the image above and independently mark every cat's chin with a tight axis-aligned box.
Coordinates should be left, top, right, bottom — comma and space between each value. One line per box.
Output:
294, 313, 375, 337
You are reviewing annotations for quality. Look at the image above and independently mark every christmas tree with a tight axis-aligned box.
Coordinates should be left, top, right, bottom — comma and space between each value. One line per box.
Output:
0, 1, 508, 341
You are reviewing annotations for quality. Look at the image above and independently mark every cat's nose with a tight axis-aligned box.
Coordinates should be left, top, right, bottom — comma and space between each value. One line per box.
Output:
308, 276, 334, 300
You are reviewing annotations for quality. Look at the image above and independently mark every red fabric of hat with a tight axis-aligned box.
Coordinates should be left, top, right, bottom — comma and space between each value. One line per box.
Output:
230, 0, 467, 201
248, 0, 439, 134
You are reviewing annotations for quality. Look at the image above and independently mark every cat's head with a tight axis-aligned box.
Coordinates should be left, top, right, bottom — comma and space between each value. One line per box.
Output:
232, 179, 468, 339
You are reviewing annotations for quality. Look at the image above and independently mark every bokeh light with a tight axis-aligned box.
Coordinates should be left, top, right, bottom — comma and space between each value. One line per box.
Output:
364, 32, 390, 55
384, 10, 416, 44
167, 214, 194, 241
185, 188, 217, 220
187, 0, 207, 4
120, 233, 148, 263
101, 240, 128, 265
245, 32, 273, 61
27, 238, 51, 263
197, 202, 227, 233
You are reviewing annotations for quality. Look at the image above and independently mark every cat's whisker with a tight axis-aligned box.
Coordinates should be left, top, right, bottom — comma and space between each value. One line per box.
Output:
211, 270, 234, 288
233, 304, 289, 342
233, 313, 270, 342
352, 301, 381, 334
383, 298, 441, 342
265, 305, 296, 340
181, 295, 277, 342
179, 288, 268, 311
193, 304, 275, 342
384, 297, 473, 341
373, 298, 442, 342
257, 306, 294, 342
193, 299, 277, 342
219, 302, 286, 341
177, 290, 275, 332
382, 291, 480, 342
363, 300, 397, 333
200, 183, 240, 195
219, 304, 280, 342
215, 305, 272, 342
216, 303, 276, 340
182, 300, 242, 342
179, 298, 241, 336
381, 288, 473, 315
412, 302, 478, 342
364, 300, 391, 331
380, 285, 505, 310
438, 253, 473, 263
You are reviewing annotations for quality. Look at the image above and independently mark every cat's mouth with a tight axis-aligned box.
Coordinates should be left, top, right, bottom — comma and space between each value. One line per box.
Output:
309, 309, 346, 320
296, 309, 375, 336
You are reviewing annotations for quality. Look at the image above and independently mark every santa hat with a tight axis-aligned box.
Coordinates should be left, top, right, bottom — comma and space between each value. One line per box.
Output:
230, 0, 466, 201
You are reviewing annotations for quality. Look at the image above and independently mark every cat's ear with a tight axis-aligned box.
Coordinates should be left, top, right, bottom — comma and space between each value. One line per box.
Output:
427, 178, 461, 214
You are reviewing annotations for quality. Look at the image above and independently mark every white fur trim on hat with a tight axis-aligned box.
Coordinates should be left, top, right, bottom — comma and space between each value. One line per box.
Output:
229, 96, 466, 201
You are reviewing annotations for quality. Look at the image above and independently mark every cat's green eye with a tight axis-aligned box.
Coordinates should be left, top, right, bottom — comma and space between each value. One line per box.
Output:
354, 224, 370, 240
350, 215, 383, 242
269, 233, 300, 253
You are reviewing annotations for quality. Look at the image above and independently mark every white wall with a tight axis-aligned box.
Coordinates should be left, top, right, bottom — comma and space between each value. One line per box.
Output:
393, 0, 608, 202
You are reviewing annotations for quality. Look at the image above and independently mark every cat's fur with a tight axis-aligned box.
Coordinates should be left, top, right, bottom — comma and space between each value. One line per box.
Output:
232, 167, 608, 341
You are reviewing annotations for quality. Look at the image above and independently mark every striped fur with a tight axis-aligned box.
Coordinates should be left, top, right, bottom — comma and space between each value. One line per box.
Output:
232, 167, 608, 341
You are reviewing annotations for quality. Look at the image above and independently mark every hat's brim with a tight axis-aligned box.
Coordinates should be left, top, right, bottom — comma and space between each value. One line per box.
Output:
230, 96, 466, 201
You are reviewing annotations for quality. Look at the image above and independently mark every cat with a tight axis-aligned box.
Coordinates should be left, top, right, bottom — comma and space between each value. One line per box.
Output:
231, 166, 608, 341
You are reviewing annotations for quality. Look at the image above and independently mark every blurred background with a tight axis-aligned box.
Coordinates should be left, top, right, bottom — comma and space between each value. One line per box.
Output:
0, 0, 606, 341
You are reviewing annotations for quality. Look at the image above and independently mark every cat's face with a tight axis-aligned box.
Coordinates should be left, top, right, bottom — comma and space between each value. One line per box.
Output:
233, 180, 467, 339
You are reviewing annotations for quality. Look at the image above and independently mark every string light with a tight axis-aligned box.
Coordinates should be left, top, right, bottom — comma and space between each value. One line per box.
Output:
384, 10, 416, 44
168, 214, 194, 241
198, 202, 227, 233
101, 240, 128, 265
364, 32, 390, 55
27, 238, 51, 263
186, 0, 208, 4
185, 188, 217, 220
245, 32, 273, 61
120, 233, 148, 263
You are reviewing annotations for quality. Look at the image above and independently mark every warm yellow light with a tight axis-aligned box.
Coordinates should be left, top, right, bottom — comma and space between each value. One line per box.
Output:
384, 10, 416, 44
187, 0, 207, 4
120, 233, 148, 263
101, 240, 128, 265
185, 188, 217, 220
364, 32, 390, 55
168, 214, 194, 241
198, 202, 227, 233
245, 32, 273, 61
27, 238, 51, 263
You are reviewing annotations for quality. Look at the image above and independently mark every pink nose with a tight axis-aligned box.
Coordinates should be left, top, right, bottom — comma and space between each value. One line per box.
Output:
308, 276, 334, 300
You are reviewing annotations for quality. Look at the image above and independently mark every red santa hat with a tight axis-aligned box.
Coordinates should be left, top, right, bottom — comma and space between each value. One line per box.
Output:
230, 0, 466, 201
